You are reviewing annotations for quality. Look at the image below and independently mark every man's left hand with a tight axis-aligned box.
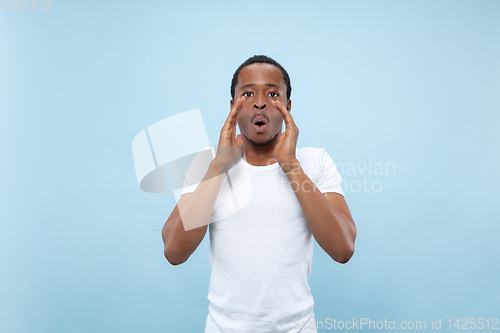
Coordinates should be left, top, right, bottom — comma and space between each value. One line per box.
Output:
271, 99, 299, 168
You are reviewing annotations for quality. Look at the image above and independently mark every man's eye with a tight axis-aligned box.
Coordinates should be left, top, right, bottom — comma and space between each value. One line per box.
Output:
269, 92, 279, 98
243, 92, 252, 97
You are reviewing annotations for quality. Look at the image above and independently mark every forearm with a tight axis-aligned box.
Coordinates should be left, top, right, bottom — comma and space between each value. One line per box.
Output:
162, 208, 207, 265
179, 159, 227, 230
162, 159, 226, 264
283, 160, 356, 263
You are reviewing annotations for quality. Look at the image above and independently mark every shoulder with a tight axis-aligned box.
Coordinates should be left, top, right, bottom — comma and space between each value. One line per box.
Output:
296, 147, 325, 155
297, 147, 344, 194
296, 147, 330, 180
296, 147, 327, 164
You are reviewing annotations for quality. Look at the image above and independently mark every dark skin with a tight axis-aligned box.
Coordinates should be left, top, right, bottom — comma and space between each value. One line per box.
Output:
226, 63, 356, 263
162, 63, 356, 264
229, 63, 292, 167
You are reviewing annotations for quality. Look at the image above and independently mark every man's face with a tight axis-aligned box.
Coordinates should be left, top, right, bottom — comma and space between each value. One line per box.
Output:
231, 63, 291, 147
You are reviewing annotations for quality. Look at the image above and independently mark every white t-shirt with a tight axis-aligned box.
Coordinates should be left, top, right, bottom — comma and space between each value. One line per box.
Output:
181, 147, 344, 333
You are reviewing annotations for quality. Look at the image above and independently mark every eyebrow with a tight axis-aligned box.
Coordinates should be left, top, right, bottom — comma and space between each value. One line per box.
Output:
241, 83, 279, 89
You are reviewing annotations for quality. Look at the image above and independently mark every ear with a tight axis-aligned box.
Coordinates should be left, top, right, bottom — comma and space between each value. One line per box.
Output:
230, 99, 234, 110
286, 99, 292, 112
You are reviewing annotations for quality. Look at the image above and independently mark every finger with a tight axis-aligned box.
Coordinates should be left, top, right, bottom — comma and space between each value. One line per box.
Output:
227, 97, 244, 128
220, 97, 244, 143
236, 134, 243, 147
229, 98, 245, 140
271, 99, 290, 123
271, 100, 295, 130
231, 98, 244, 127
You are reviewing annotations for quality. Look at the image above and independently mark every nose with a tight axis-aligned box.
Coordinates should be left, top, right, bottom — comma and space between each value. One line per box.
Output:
251, 91, 268, 110
253, 95, 267, 110
253, 102, 267, 110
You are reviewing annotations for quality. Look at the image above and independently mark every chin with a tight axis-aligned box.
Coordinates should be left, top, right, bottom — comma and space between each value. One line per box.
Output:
248, 136, 275, 147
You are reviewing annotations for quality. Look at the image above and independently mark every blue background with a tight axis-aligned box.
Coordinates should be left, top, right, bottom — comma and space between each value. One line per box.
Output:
1, 1, 499, 332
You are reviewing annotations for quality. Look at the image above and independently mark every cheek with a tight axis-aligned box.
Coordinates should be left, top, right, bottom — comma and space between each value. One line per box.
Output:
238, 110, 251, 124
271, 114, 284, 126
237, 115, 249, 130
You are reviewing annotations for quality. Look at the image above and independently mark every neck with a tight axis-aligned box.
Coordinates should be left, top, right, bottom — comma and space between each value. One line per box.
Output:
241, 133, 280, 166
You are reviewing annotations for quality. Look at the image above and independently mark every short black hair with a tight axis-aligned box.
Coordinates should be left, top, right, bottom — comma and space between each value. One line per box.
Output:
231, 55, 291, 101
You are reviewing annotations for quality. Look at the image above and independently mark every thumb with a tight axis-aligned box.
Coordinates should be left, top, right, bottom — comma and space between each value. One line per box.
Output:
236, 134, 243, 147
277, 133, 286, 143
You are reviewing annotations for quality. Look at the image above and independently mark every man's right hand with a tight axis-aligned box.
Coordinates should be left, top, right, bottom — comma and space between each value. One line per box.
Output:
162, 98, 246, 264
214, 97, 245, 174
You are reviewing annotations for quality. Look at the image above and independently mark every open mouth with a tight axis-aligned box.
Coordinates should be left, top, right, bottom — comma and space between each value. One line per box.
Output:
253, 116, 268, 132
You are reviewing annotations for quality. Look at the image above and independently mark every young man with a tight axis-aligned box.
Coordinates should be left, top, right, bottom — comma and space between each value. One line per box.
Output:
162, 55, 356, 333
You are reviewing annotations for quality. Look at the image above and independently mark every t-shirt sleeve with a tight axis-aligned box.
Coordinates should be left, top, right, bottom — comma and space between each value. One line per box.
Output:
180, 179, 199, 196
179, 149, 213, 196
315, 148, 344, 196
